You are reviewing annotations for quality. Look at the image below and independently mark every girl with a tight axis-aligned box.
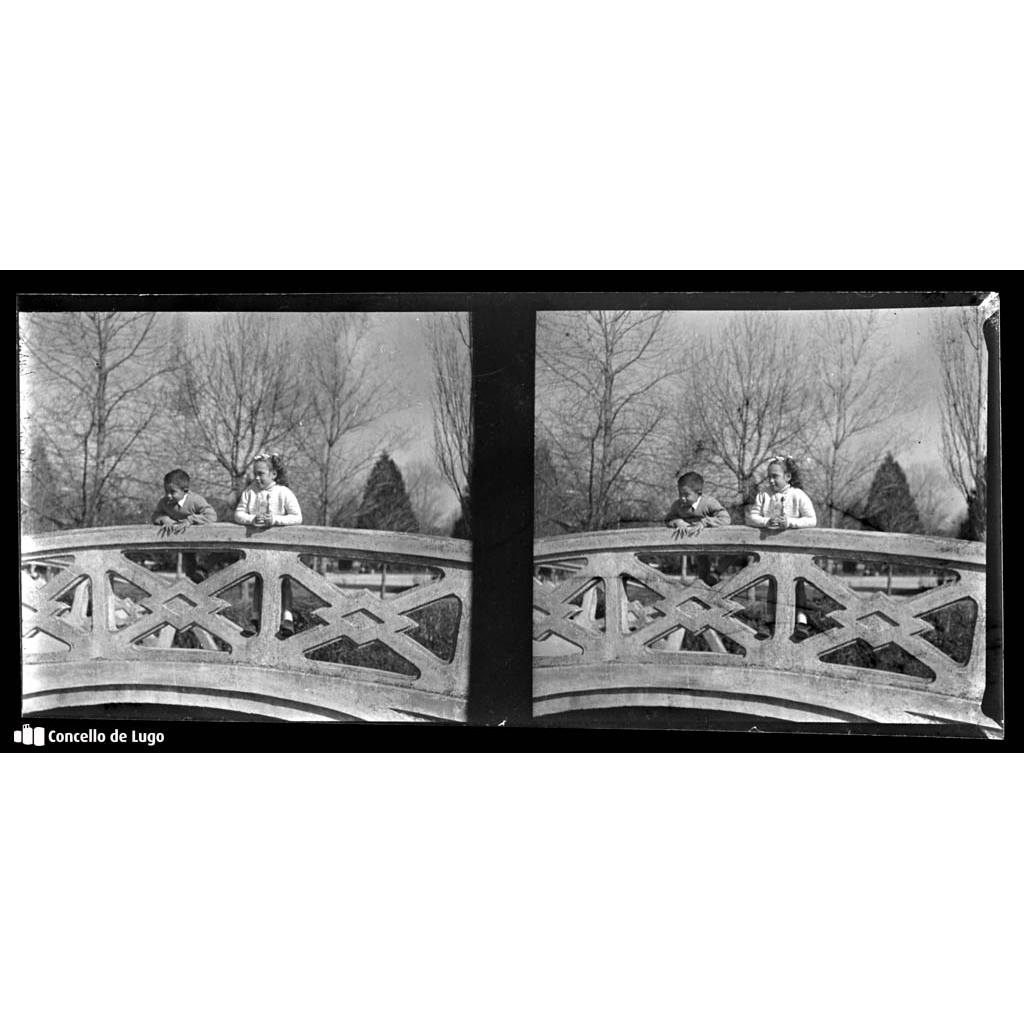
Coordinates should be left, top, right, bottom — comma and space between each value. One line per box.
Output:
745, 456, 817, 637
746, 456, 817, 530
235, 452, 303, 636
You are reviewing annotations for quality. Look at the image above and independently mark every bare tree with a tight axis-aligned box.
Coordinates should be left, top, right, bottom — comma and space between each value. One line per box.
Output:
22, 312, 176, 527
426, 313, 472, 532
933, 307, 987, 540
172, 314, 305, 504
537, 310, 678, 531
682, 312, 814, 514
292, 313, 406, 526
804, 310, 908, 527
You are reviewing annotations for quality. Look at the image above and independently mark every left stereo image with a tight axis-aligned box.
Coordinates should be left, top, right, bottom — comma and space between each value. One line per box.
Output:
19, 308, 472, 724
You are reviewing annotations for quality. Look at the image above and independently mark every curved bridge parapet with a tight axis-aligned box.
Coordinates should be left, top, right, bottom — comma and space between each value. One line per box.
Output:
533, 527, 994, 732
21, 525, 471, 723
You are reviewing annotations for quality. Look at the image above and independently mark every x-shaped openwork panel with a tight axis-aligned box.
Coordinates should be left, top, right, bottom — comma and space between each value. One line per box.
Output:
21, 559, 92, 652
533, 550, 768, 661
616, 553, 761, 655
101, 549, 251, 651
266, 553, 468, 694
790, 558, 984, 698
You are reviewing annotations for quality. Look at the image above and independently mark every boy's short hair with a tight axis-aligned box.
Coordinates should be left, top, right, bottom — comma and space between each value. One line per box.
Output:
164, 469, 190, 490
677, 471, 704, 491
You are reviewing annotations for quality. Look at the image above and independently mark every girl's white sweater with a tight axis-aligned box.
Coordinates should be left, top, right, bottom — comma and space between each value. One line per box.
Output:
234, 484, 303, 526
745, 486, 816, 528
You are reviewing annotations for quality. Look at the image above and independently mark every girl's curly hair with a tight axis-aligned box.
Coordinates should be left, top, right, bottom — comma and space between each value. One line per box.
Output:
767, 454, 803, 490
254, 451, 289, 487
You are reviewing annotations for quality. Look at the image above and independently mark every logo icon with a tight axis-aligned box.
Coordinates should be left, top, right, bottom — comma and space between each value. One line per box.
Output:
14, 725, 45, 746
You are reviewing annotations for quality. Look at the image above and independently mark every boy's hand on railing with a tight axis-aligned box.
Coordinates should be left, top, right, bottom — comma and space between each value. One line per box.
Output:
671, 522, 704, 540
157, 522, 189, 537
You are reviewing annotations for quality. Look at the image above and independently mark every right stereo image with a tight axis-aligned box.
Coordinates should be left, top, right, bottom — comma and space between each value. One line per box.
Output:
532, 299, 999, 737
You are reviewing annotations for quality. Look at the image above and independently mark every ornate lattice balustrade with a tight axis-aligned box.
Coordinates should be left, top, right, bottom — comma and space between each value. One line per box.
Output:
533, 527, 995, 732
21, 525, 471, 722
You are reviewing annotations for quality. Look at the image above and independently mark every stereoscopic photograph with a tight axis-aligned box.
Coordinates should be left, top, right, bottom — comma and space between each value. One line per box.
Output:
18, 291, 1001, 741
533, 298, 998, 736
19, 308, 472, 724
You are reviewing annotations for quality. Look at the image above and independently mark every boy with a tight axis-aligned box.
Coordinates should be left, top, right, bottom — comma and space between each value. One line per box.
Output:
152, 469, 218, 528
665, 472, 731, 531
152, 469, 217, 584
665, 471, 731, 586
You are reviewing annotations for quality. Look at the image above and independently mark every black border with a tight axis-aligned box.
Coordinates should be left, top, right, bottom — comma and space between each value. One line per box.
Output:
12, 281, 1009, 751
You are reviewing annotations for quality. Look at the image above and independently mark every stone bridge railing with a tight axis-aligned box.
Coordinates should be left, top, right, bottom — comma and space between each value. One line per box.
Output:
21, 525, 471, 723
533, 527, 995, 733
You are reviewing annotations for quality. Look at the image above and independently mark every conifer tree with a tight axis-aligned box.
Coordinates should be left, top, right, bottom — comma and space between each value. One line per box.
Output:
957, 471, 986, 542
22, 435, 69, 532
450, 492, 472, 539
356, 452, 419, 533
534, 439, 564, 538
863, 453, 922, 534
